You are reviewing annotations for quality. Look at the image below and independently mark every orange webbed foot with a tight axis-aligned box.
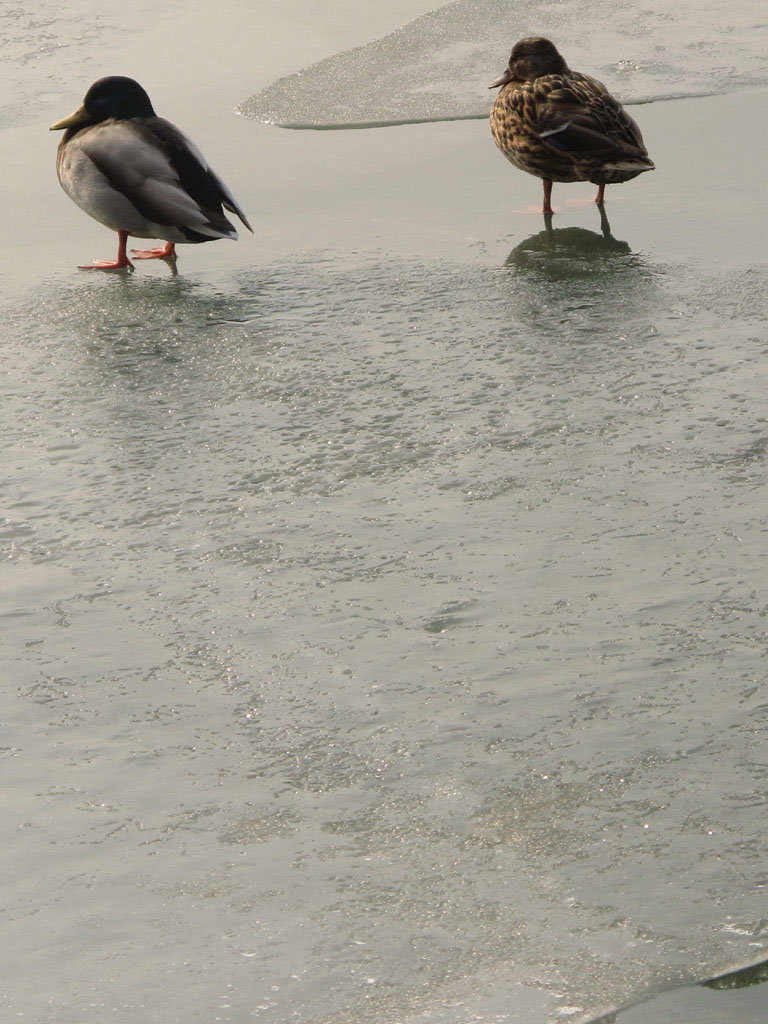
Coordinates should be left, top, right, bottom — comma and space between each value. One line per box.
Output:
78, 257, 134, 271
130, 242, 176, 260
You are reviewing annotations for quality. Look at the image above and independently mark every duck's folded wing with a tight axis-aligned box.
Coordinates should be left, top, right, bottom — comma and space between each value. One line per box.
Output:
534, 83, 648, 159
147, 120, 253, 233
536, 110, 628, 156
82, 120, 247, 239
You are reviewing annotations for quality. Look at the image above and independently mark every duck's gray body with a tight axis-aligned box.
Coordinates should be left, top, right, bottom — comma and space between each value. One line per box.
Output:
57, 116, 250, 243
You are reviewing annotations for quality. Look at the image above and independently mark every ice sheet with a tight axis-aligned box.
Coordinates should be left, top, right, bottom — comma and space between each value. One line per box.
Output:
239, 0, 768, 128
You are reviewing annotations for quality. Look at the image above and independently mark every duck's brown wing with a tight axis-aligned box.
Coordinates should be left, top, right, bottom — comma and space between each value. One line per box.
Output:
532, 73, 650, 160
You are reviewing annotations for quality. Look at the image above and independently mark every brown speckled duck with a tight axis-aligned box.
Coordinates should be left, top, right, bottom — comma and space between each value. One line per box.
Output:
489, 38, 654, 214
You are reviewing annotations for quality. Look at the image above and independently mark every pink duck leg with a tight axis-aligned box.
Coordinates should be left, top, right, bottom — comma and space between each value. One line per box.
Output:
542, 178, 554, 215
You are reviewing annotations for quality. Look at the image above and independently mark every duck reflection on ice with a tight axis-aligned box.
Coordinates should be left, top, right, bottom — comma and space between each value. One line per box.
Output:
500, 207, 658, 339
505, 207, 637, 278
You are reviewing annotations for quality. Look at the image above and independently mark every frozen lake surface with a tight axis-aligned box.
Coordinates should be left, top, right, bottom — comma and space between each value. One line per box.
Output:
1, 2, 767, 1023
239, 0, 768, 127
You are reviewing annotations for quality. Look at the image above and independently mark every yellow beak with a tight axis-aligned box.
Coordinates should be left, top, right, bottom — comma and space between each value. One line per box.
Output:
49, 103, 90, 131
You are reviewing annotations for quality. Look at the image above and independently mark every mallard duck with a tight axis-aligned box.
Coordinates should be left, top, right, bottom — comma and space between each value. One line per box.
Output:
50, 76, 252, 270
489, 38, 654, 214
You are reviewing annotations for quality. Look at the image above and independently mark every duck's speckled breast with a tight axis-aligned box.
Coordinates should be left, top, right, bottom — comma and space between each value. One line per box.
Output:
490, 79, 588, 183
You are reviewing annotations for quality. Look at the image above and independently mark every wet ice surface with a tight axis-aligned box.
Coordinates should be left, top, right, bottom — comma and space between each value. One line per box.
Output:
239, 0, 768, 127
590, 960, 768, 1023
4, 193, 768, 1022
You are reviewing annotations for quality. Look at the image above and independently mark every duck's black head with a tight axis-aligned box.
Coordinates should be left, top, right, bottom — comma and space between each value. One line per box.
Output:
50, 76, 156, 134
489, 37, 569, 89
82, 77, 156, 120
